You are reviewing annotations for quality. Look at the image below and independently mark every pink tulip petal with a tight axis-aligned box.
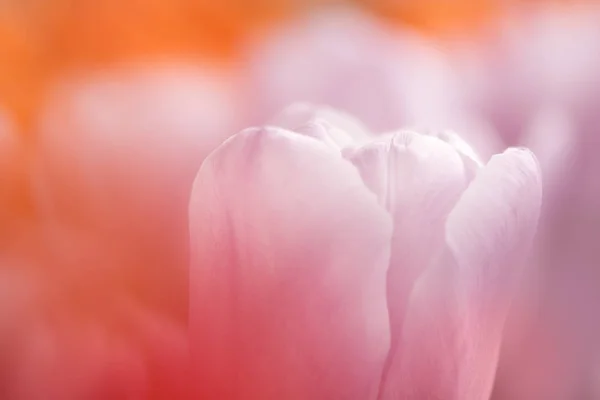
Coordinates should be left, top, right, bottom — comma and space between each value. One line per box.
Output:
380, 148, 542, 400
189, 127, 392, 399
269, 103, 372, 149
347, 132, 467, 350
429, 130, 483, 182
446, 148, 542, 286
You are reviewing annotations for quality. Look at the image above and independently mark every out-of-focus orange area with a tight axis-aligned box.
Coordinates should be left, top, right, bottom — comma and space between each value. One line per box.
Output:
0, 0, 296, 129
0, 0, 587, 224
360, 0, 590, 32
0, 0, 558, 129
357, 0, 500, 34
0, 0, 298, 226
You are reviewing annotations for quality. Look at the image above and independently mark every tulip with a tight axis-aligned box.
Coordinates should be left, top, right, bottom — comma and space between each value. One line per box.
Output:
189, 105, 542, 399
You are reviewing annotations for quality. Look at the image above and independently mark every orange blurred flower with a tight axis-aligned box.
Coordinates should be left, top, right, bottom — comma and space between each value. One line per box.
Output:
0, 0, 296, 128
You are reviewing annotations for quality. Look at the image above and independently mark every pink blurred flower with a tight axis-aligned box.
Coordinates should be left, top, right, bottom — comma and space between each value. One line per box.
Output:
449, 5, 600, 398
188, 105, 542, 399
457, 4, 600, 147
29, 62, 243, 315
0, 110, 26, 235
243, 8, 501, 161
0, 62, 243, 399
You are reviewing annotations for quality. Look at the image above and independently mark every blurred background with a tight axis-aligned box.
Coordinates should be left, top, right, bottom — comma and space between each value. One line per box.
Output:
0, 0, 599, 399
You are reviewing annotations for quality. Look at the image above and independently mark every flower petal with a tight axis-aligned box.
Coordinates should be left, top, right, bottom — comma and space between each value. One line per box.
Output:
380, 148, 542, 400
269, 103, 372, 149
189, 127, 392, 399
347, 132, 467, 352
429, 130, 483, 182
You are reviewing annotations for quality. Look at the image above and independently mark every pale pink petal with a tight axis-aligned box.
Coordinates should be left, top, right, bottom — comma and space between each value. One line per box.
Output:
269, 102, 372, 148
433, 130, 483, 166
380, 148, 542, 400
347, 132, 467, 392
447, 148, 542, 282
492, 107, 579, 400
345, 131, 419, 205
424, 129, 485, 182
189, 127, 392, 399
